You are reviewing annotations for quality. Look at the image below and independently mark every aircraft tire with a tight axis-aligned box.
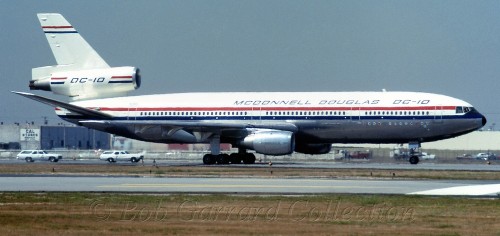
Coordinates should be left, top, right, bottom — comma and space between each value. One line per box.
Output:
243, 153, 256, 164
229, 153, 242, 164
409, 155, 419, 165
217, 154, 230, 164
203, 154, 216, 165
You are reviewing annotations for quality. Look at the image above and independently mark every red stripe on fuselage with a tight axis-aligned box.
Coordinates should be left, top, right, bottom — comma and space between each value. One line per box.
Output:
89, 106, 456, 112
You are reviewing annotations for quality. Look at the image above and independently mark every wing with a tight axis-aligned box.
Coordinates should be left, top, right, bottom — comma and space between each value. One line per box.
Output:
79, 120, 298, 142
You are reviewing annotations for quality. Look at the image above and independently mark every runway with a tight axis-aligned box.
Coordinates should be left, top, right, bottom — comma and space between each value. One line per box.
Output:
1, 159, 499, 196
1, 175, 499, 197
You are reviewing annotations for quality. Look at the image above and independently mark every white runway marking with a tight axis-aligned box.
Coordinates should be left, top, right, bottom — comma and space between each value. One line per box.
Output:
409, 184, 500, 196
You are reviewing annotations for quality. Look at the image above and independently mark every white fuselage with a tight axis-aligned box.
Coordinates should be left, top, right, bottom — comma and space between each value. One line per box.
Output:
57, 91, 485, 145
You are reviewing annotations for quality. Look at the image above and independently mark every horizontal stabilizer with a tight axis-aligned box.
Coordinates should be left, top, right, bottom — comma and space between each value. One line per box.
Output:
12, 91, 112, 119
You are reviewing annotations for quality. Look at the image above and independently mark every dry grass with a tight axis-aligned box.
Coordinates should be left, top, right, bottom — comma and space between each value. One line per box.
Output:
0, 163, 499, 180
1, 163, 499, 235
0, 193, 498, 235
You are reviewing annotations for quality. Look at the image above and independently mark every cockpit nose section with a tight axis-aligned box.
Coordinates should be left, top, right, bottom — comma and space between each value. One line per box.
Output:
465, 107, 487, 129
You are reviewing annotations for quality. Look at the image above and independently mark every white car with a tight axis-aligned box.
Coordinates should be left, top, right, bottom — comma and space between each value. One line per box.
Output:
476, 153, 496, 160
17, 150, 62, 163
99, 150, 144, 163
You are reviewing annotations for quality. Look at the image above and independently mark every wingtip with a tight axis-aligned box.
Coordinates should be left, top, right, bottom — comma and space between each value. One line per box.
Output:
11, 91, 32, 96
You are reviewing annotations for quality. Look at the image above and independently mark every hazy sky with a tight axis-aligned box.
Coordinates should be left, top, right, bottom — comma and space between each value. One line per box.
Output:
1, 0, 500, 129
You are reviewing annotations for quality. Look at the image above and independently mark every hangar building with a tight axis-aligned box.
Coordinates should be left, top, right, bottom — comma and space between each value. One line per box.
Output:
0, 124, 110, 150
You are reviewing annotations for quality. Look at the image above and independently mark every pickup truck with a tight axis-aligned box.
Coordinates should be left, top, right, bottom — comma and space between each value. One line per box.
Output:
99, 150, 144, 163
17, 150, 62, 163
420, 152, 436, 160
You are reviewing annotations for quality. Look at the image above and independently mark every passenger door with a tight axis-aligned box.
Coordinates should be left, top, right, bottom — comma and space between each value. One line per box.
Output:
434, 105, 443, 123
128, 103, 138, 121
350, 107, 361, 123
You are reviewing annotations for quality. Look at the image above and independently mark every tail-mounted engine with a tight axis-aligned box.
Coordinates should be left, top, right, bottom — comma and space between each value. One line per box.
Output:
30, 66, 141, 100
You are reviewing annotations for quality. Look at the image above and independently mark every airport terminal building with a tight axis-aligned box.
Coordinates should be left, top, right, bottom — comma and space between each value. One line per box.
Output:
0, 124, 110, 150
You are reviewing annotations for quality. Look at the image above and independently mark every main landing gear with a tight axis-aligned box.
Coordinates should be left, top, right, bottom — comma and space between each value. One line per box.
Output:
202, 153, 256, 165
202, 135, 256, 165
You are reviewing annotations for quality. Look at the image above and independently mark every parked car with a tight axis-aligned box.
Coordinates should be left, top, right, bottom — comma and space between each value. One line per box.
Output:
99, 150, 144, 163
348, 151, 371, 159
476, 153, 496, 160
456, 154, 473, 160
16, 150, 62, 163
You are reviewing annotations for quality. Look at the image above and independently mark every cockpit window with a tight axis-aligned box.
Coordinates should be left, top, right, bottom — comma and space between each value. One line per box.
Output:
457, 106, 473, 114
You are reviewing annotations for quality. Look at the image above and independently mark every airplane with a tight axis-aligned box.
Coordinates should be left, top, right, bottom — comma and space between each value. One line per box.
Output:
14, 13, 486, 165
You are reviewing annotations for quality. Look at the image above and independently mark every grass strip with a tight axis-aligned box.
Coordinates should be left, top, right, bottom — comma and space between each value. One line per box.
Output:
0, 192, 498, 235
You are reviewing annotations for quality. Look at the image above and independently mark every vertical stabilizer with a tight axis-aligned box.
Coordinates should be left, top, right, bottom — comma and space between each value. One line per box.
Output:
37, 13, 109, 69
31, 13, 140, 101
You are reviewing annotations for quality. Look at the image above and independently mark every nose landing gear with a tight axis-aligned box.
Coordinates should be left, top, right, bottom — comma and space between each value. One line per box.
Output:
408, 142, 420, 165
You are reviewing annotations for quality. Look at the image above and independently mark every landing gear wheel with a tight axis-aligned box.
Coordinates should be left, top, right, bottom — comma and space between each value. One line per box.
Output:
243, 153, 256, 164
409, 155, 419, 165
229, 153, 242, 164
216, 154, 230, 164
203, 154, 216, 165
